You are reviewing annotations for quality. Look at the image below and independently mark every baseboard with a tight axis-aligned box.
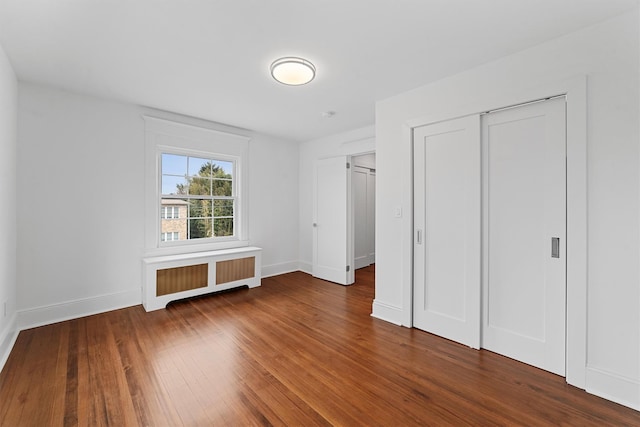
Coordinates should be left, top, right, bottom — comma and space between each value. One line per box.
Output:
298, 261, 312, 275
17, 288, 142, 331
371, 299, 404, 326
586, 366, 640, 411
261, 261, 300, 278
0, 313, 18, 373
354, 256, 369, 270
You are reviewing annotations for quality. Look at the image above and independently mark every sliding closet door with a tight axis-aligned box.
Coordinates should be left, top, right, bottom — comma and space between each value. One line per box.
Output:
481, 97, 566, 375
413, 115, 481, 349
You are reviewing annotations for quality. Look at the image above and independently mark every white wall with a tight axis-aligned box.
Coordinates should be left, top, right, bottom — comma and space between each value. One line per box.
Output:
298, 126, 375, 273
247, 131, 300, 277
17, 84, 146, 326
375, 9, 640, 409
0, 42, 18, 369
17, 83, 300, 328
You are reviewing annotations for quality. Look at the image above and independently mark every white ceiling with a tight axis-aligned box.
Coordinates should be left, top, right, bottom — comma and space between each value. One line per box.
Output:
0, 0, 637, 142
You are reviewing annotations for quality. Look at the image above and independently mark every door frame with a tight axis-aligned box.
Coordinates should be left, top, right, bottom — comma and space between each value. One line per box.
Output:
403, 75, 587, 389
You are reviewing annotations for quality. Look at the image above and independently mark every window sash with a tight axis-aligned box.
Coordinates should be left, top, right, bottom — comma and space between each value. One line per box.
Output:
160, 152, 237, 244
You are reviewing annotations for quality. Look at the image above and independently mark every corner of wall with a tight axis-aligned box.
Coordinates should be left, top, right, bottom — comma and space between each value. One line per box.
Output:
0, 313, 18, 373
0, 40, 18, 375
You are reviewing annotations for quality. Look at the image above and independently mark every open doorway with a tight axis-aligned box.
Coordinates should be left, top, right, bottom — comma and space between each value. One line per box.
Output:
352, 153, 376, 270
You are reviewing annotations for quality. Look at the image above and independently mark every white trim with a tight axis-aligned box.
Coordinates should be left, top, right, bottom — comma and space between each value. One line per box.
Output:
0, 313, 18, 373
404, 75, 587, 388
371, 300, 404, 326
144, 116, 251, 257
298, 261, 313, 275
16, 288, 141, 331
637, 6, 640, 412
401, 123, 414, 328
261, 261, 300, 278
586, 366, 640, 411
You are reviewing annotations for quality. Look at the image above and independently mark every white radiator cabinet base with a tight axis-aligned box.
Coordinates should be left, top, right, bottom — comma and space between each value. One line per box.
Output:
142, 246, 262, 312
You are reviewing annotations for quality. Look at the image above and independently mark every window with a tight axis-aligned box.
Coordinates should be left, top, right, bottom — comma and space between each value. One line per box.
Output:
144, 116, 249, 253
161, 206, 180, 219
161, 232, 180, 242
160, 153, 236, 242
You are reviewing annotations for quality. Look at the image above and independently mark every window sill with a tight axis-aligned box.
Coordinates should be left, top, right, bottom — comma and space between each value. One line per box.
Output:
144, 239, 250, 258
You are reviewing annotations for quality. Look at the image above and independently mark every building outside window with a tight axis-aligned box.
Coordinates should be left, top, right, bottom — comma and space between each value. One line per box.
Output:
160, 231, 180, 242
161, 206, 180, 219
160, 199, 189, 241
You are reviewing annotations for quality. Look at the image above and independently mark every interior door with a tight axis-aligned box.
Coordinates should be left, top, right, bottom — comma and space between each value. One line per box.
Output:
313, 155, 354, 285
481, 97, 566, 376
413, 115, 481, 348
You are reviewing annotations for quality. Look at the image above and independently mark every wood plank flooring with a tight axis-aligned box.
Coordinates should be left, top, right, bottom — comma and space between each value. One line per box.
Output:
1, 265, 639, 426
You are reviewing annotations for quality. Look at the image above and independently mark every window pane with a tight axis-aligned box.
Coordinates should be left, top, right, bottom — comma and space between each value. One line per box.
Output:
214, 218, 234, 237
162, 175, 189, 195
188, 157, 211, 177
212, 179, 232, 196
189, 199, 211, 218
162, 154, 187, 175
212, 160, 233, 179
213, 199, 234, 217
188, 176, 212, 196
189, 218, 212, 239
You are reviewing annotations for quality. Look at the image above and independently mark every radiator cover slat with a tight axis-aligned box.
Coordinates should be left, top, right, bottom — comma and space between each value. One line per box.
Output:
156, 263, 208, 296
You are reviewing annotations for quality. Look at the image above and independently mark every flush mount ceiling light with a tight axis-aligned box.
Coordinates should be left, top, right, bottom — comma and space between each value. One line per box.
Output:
270, 57, 316, 86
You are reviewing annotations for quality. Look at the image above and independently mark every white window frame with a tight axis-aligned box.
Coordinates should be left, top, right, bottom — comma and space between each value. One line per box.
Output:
144, 116, 250, 256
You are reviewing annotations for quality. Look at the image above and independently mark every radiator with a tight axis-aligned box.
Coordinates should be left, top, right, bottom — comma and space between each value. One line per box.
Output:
142, 247, 262, 311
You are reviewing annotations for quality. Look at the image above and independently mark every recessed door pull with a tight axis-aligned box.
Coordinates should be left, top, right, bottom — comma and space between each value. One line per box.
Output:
551, 237, 560, 258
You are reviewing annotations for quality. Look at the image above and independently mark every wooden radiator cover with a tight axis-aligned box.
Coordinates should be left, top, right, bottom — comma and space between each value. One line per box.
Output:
156, 263, 208, 296
216, 256, 255, 285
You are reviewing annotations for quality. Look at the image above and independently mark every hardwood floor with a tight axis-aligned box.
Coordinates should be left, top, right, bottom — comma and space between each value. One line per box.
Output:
1, 265, 639, 426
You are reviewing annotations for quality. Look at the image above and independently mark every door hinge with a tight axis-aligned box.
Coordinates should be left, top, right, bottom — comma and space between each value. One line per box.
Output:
346, 162, 351, 169
346, 265, 350, 272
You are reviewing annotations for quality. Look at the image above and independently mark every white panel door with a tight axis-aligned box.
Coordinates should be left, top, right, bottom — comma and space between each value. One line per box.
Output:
313, 156, 354, 285
482, 97, 566, 376
413, 115, 481, 349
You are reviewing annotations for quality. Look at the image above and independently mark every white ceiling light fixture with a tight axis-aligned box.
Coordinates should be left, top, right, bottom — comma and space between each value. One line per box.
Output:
270, 57, 316, 86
